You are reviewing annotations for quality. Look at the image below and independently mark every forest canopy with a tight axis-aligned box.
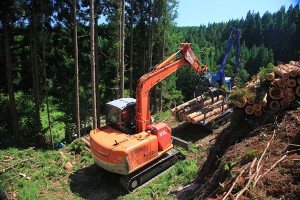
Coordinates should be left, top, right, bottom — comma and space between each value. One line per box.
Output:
0, 0, 299, 147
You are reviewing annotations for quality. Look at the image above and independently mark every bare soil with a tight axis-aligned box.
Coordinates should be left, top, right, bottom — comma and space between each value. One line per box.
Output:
172, 108, 300, 199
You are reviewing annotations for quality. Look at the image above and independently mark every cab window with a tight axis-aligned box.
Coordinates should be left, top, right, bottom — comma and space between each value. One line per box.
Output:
121, 106, 135, 129
107, 106, 120, 124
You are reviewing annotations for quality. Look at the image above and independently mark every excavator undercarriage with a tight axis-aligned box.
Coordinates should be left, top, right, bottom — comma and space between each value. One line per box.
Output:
120, 148, 180, 192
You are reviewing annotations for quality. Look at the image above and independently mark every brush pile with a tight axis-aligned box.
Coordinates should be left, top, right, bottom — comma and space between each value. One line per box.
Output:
229, 61, 300, 116
170, 93, 229, 124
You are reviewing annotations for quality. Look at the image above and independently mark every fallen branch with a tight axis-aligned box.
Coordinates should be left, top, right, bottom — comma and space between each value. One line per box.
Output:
234, 172, 256, 200
261, 155, 287, 177
256, 142, 270, 172
1, 158, 35, 173
283, 148, 300, 155
222, 164, 249, 200
80, 137, 90, 147
249, 157, 257, 176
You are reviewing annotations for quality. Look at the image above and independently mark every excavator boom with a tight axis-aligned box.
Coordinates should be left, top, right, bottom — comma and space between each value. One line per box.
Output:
136, 43, 207, 133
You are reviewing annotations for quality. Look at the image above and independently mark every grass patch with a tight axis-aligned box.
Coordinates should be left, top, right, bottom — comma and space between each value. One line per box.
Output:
0, 146, 93, 199
40, 98, 66, 143
153, 110, 171, 122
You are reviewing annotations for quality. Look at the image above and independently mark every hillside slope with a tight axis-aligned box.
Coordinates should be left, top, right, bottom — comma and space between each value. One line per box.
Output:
173, 108, 300, 199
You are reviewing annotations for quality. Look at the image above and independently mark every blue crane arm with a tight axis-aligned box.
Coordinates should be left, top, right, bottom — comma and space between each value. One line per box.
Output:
211, 27, 241, 86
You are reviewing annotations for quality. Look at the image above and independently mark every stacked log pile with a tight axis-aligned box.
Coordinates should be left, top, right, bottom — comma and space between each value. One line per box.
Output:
230, 61, 300, 116
171, 95, 228, 124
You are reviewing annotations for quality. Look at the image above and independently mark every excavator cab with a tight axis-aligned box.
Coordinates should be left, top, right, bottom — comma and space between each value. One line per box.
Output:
106, 98, 136, 134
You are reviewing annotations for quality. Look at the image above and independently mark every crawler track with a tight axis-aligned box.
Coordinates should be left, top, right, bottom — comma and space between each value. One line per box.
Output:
120, 148, 180, 192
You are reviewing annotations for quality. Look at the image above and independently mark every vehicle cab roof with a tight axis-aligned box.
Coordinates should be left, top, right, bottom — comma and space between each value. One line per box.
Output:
106, 98, 136, 110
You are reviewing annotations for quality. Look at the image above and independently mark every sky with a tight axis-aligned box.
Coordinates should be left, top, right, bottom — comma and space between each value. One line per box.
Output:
176, 0, 300, 26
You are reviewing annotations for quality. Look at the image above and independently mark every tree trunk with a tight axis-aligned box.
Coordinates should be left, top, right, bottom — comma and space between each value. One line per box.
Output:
32, 3, 41, 144
90, 0, 97, 129
159, 1, 167, 112
1, 2, 20, 144
120, 0, 125, 98
94, 1, 100, 126
148, 0, 156, 113
42, 44, 54, 148
129, 0, 134, 97
74, 0, 81, 137
40, 0, 53, 148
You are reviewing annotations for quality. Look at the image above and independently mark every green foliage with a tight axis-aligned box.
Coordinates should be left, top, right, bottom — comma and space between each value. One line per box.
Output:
0, 91, 37, 147
152, 110, 170, 122
1, 0, 300, 149
227, 88, 248, 107
245, 149, 259, 161
68, 139, 86, 154
162, 74, 184, 109
259, 63, 275, 80
40, 97, 66, 144
65, 122, 76, 144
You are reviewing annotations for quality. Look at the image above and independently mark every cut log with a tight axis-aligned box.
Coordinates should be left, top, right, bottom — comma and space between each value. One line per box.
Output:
184, 96, 225, 113
262, 106, 270, 113
246, 92, 256, 105
191, 104, 229, 123
245, 105, 254, 115
286, 63, 300, 72
254, 110, 262, 117
297, 78, 300, 85
286, 79, 297, 88
287, 87, 293, 94
268, 87, 283, 100
253, 104, 262, 111
248, 98, 255, 105
170, 108, 176, 115
272, 78, 286, 88
275, 67, 289, 80
186, 98, 225, 120
173, 96, 201, 112
279, 64, 298, 77
267, 72, 275, 81
296, 85, 300, 97
236, 97, 247, 108
289, 61, 300, 66
270, 100, 280, 111
288, 94, 295, 103
280, 99, 289, 107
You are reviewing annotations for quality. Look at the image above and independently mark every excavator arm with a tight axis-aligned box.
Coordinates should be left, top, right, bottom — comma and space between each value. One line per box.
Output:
135, 43, 207, 133
211, 27, 241, 86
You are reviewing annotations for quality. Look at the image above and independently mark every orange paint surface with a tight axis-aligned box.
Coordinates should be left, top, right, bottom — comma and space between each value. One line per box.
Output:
90, 126, 172, 175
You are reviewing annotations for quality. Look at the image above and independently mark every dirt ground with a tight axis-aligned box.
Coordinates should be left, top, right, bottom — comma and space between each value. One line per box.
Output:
171, 108, 300, 199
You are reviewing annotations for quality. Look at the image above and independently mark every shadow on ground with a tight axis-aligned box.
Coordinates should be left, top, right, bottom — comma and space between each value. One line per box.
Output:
69, 164, 126, 200
172, 122, 213, 143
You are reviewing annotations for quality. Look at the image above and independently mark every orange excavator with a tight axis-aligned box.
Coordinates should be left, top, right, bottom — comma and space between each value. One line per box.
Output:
90, 43, 209, 191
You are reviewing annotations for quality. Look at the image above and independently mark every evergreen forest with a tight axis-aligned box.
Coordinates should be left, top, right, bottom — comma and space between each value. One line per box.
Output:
1, 0, 299, 148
